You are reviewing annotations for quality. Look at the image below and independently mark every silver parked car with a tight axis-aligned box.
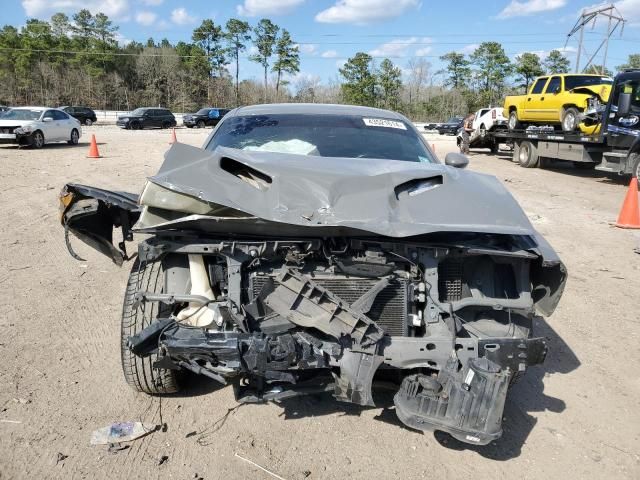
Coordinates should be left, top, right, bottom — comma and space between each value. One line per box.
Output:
0, 107, 82, 148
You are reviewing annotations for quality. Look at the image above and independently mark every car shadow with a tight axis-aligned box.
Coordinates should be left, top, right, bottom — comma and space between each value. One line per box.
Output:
267, 315, 579, 461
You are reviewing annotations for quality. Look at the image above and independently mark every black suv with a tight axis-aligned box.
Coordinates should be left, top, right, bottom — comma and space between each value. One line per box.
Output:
116, 108, 177, 130
183, 108, 230, 128
61, 106, 97, 125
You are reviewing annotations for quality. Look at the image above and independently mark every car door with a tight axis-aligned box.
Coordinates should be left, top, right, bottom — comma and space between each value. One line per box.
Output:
541, 76, 563, 122
523, 77, 549, 120
54, 110, 74, 139
42, 109, 62, 140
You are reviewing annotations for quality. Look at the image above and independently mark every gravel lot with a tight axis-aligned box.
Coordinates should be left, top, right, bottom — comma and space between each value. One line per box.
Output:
1, 125, 639, 479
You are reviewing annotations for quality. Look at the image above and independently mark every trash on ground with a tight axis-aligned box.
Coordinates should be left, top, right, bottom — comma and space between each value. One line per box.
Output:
234, 452, 287, 480
90, 421, 157, 445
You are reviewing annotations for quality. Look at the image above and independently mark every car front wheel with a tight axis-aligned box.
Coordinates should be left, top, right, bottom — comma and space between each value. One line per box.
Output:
562, 107, 580, 132
31, 130, 45, 149
68, 128, 79, 145
84, 118, 93, 126
121, 258, 181, 395
197, 120, 206, 128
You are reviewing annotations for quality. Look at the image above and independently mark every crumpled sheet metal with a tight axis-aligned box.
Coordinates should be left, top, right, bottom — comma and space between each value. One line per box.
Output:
144, 143, 536, 238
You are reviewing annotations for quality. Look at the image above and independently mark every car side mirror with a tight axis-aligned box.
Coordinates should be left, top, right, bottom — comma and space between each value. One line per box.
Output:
617, 92, 631, 116
444, 152, 469, 169
43, 117, 53, 122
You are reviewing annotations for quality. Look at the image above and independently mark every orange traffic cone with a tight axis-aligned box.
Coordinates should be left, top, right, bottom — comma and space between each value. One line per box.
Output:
169, 128, 177, 144
87, 134, 101, 158
432, 143, 436, 153
615, 177, 640, 229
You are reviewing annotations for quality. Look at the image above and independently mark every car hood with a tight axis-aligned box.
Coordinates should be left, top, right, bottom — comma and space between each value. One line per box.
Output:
136, 143, 536, 238
0, 119, 37, 127
570, 84, 611, 101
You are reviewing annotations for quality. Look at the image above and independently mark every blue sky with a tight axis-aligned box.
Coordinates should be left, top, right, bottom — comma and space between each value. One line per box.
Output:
6, 0, 640, 85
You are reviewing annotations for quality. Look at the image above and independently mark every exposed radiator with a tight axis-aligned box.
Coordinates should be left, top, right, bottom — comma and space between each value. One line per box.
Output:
250, 274, 409, 336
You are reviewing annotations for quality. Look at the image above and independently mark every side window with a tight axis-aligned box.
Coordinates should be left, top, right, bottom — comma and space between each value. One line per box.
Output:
53, 110, 68, 120
43, 110, 55, 120
530, 78, 548, 94
545, 76, 561, 94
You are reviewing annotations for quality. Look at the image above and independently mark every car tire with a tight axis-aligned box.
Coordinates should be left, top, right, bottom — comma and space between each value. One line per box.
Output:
517, 140, 539, 168
68, 128, 79, 145
479, 124, 487, 139
561, 107, 580, 132
508, 110, 521, 131
31, 130, 45, 149
131, 122, 141, 130
84, 118, 93, 126
161, 121, 171, 129
121, 258, 181, 395
197, 120, 206, 129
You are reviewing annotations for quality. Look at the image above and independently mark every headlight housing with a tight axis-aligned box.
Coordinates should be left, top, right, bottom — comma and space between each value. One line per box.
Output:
15, 124, 34, 135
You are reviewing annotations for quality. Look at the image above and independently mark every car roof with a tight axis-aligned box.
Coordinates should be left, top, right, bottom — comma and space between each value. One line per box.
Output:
232, 103, 406, 120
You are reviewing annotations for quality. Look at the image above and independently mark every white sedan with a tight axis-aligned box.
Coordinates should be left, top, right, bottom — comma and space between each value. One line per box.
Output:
0, 107, 82, 148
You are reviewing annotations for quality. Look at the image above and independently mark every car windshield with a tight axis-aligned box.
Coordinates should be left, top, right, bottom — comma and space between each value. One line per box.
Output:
206, 113, 435, 163
196, 108, 211, 115
130, 108, 146, 116
2, 109, 42, 120
447, 117, 462, 123
564, 75, 613, 90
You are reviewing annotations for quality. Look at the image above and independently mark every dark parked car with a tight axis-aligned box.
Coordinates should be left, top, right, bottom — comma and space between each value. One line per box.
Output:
59, 103, 565, 446
437, 116, 465, 135
61, 106, 97, 126
116, 108, 176, 130
183, 108, 230, 128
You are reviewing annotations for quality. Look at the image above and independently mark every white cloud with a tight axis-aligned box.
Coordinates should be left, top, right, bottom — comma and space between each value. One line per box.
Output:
415, 47, 432, 56
459, 43, 479, 54
498, 0, 567, 19
237, 0, 305, 16
321, 50, 339, 58
369, 37, 430, 58
298, 44, 318, 55
612, 0, 640, 25
135, 11, 157, 26
315, 0, 420, 25
141, 0, 163, 5
171, 7, 196, 25
22, 0, 130, 18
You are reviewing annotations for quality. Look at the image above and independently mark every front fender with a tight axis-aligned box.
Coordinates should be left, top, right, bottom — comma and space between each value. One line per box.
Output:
59, 183, 140, 265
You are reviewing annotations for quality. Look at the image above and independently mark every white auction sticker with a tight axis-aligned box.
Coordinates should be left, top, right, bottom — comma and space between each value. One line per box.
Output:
363, 118, 407, 130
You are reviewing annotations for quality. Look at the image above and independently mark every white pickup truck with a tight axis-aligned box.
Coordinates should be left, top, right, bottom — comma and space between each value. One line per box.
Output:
458, 107, 507, 152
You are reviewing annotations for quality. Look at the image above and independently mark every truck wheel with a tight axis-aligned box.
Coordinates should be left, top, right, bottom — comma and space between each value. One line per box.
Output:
562, 107, 580, 132
508, 111, 521, 131
479, 124, 487, 139
84, 118, 93, 126
517, 140, 539, 168
197, 120, 206, 129
121, 258, 181, 395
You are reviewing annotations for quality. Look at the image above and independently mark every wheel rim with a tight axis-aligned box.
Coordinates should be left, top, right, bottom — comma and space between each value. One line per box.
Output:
71, 130, 78, 143
509, 113, 517, 130
563, 112, 576, 131
197, 121, 205, 128
34, 133, 43, 147
519, 144, 529, 163
480, 126, 486, 137
85, 119, 92, 126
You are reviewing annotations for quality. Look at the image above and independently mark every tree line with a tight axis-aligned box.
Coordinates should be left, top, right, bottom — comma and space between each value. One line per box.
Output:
0, 10, 300, 111
0, 10, 638, 121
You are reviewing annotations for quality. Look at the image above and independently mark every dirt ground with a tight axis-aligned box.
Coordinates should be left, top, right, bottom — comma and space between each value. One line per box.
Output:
1, 126, 639, 480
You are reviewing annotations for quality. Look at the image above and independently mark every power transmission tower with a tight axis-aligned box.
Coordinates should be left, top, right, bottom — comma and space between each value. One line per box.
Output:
565, 3, 625, 74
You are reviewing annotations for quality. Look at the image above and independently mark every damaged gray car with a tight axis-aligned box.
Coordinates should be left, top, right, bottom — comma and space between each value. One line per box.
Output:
59, 104, 566, 445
